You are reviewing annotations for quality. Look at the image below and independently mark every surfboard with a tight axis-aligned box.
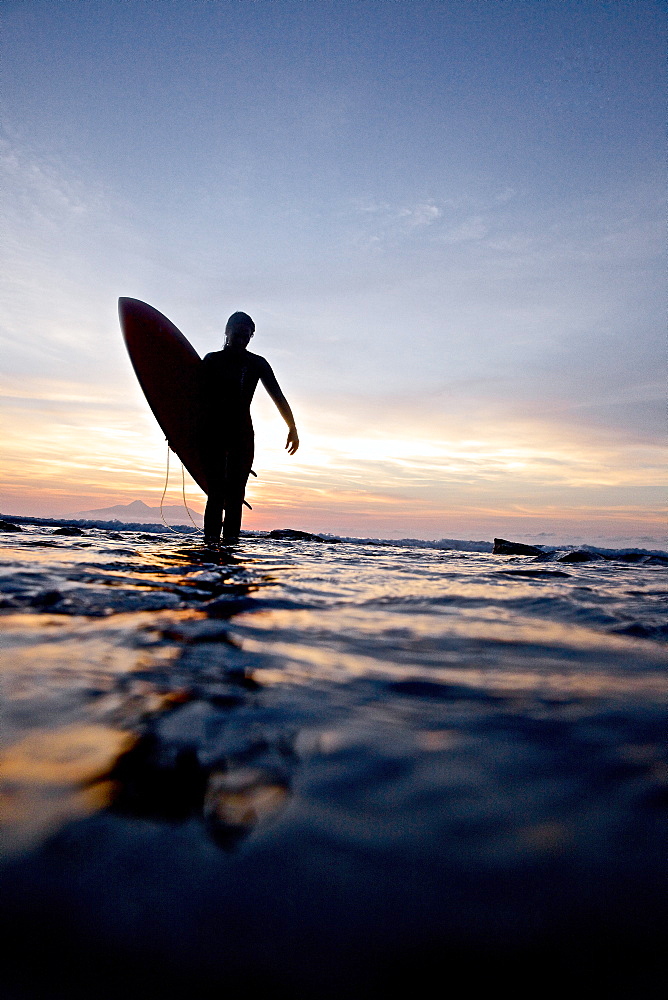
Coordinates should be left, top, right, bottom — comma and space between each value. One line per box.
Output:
118, 297, 210, 494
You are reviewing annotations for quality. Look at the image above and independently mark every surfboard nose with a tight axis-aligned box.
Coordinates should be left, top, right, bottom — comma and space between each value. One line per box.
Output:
118, 297, 140, 322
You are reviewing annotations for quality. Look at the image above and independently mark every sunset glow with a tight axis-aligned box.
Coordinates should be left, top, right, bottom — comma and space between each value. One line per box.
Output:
1, 1, 664, 546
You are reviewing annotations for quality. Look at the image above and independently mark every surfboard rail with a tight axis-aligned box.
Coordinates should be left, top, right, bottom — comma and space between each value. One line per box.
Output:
118, 297, 209, 494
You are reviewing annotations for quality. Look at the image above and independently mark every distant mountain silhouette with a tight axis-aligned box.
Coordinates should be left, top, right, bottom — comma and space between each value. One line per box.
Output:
70, 499, 203, 525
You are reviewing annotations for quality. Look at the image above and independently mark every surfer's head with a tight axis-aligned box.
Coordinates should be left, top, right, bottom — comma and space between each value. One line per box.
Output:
224, 311, 255, 349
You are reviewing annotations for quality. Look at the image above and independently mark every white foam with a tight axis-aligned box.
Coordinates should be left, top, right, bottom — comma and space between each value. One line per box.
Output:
2, 516, 667, 558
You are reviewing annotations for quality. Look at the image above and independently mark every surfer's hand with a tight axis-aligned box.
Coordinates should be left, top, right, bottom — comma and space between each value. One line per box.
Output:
286, 427, 299, 455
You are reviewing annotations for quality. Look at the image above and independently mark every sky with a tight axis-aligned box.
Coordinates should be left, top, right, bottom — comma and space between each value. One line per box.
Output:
0, 0, 665, 545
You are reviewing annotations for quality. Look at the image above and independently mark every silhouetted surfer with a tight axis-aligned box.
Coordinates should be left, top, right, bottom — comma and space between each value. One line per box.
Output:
200, 311, 299, 545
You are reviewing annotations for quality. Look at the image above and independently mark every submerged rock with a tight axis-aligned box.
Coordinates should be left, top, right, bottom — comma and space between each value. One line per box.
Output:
558, 549, 605, 563
268, 528, 331, 542
0, 520, 22, 532
29, 589, 63, 609
492, 538, 542, 556
53, 526, 85, 536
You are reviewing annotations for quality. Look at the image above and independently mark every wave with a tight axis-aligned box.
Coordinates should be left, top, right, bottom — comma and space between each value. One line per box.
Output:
323, 534, 494, 552
2, 514, 199, 534
319, 535, 668, 561
2, 515, 667, 560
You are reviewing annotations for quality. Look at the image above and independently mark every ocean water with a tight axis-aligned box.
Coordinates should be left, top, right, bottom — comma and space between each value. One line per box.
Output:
0, 520, 666, 997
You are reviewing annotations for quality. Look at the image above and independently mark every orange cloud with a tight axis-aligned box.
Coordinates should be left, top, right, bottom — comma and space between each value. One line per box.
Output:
1, 375, 665, 545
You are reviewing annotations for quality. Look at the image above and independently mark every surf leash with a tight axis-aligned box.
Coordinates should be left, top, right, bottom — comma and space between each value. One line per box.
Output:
180, 457, 204, 532
160, 443, 257, 527
160, 442, 203, 535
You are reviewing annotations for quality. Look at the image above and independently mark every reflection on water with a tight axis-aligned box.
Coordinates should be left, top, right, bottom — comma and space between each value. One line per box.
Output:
109, 717, 293, 850
0, 524, 666, 994
0, 723, 135, 854
1, 524, 667, 849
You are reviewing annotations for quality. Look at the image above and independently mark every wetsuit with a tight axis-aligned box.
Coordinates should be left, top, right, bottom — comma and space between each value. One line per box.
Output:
199, 347, 279, 541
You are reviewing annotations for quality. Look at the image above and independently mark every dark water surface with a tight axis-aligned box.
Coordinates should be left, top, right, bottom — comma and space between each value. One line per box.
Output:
1, 524, 666, 997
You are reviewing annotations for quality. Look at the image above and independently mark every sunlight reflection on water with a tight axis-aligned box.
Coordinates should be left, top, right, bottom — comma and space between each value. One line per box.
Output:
0, 525, 666, 995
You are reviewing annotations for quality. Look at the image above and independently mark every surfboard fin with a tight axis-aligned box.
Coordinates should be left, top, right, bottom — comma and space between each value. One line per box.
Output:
244, 471, 256, 508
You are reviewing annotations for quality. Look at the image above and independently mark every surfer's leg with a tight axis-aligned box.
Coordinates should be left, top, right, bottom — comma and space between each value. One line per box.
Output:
221, 470, 246, 540
221, 498, 242, 541
203, 492, 224, 544
222, 437, 253, 542
203, 457, 226, 544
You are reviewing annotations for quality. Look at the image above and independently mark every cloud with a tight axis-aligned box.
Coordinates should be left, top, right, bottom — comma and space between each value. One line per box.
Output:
398, 202, 442, 227
0, 134, 99, 218
441, 215, 488, 243
493, 187, 516, 205
353, 198, 446, 244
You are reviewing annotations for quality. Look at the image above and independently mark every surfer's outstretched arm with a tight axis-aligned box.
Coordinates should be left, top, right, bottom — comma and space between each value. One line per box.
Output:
260, 363, 299, 455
